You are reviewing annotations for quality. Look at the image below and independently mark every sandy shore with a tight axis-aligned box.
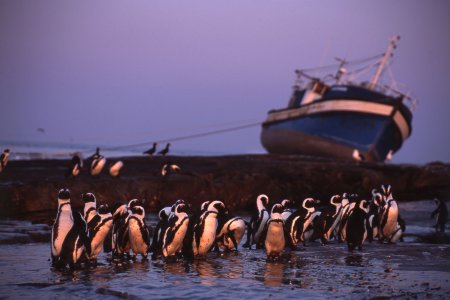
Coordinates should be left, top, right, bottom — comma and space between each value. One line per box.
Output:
0, 154, 449, 217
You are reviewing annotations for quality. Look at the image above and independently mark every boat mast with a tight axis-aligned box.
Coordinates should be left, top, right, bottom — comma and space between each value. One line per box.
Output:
368, 35, 400, 90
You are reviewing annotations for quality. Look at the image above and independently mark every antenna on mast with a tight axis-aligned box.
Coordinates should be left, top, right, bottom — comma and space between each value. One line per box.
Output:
368, 35, 400, 90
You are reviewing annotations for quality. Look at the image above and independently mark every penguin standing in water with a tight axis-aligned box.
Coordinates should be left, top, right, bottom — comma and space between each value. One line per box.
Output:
90, 148, 106, 176
285, 198, 320, 247
215, 209, 246, 252
109, 160, 124, 178
379, 185, 405, 243
243, 194, 270, 249
162, 203, 190, 258
127, 205, 150, 260
82, 193, 97, 223
339, 193, 359, 242
264, 204, 286, 260
150, 199, 185, 259
110, 199, 140, 258
87, 204, 113, 263
51, 188, 90, 268
346, 198, 370, 251
192, 200, 226, 256
66, 154, 83, 178
143, 142, 158, 156
431, 198, 448, 233
315, 194, 343, 243
367, 189, 383, 242
0, 149, 10, 173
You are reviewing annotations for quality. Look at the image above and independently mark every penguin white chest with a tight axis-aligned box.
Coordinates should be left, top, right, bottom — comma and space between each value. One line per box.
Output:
383, 205, 399, 237
197, 216, 218, 255
52, 211, 73, 256
90, 220, 113, 258
265, 222, 285, 255
128, 219, 147, 254
254, 212, 269, 243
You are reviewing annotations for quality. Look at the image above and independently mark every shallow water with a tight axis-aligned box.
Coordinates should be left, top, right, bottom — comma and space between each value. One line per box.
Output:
1, 200, 449, 299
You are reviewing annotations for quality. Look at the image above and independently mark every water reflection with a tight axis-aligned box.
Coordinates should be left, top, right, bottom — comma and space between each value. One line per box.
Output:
263, 261, 284, 287
345, 254, 364, 267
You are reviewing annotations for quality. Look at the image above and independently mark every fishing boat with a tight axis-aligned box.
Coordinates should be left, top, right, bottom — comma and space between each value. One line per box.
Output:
260, 36, 416, 162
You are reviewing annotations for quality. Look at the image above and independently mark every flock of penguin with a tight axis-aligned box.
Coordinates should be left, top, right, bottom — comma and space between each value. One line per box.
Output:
51, 184, 411, 268
65, 143, 173, 178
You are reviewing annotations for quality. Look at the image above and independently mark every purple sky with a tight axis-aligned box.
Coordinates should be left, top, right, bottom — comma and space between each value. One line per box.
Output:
1, 1, 449, 163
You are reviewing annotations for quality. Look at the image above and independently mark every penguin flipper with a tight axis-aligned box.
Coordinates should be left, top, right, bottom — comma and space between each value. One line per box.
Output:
73, 211, 91, 256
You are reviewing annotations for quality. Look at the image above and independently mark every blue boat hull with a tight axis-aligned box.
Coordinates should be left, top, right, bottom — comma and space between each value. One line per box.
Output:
261, 108, 406, 162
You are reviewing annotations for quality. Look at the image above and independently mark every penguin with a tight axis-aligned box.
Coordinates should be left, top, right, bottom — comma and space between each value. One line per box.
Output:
264, 204, 286, 260
379, 197, 401, 243
158, 143, 171, 156
352, 149, 365, 161
87, 204, 113, 263
90, 147, 101, 160
367, 189, 383, 242
111, 201, 135, 258
315, 194, 343, 243
192, 200, 225, 256
346, 198, 369, 251
82, 193, 97, 223
243, 194, 270, 249
161, 162, 181, 177
431, 198, 448, 233
215, 210, 246, 252
162, 203, 190, 258
280, 199, 293, 222
285, 198, 320, 247
338, 193, 358, 242
0, 149, 10, 173
143, 142, 158, 156
66, 154, 83, 178
51, 188, 90, 268
127, 205, 150, 260
91, 155, 106, 176
109, 160, 124, 178
150, 199, 185, 259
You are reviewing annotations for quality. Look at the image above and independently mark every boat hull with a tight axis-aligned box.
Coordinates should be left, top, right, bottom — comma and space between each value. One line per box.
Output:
261, 99, 410, 162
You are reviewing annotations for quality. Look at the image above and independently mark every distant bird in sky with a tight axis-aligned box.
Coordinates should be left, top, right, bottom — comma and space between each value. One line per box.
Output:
158, 143, 171, 156
0, 149, 10, 173
143, 142, 158, 156
37, 128, 45, 133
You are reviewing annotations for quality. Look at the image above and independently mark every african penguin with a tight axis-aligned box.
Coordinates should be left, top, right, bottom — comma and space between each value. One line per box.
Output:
192, 200, 225, 256
127, 205, 150, 260
51, 188, 90, 267
162, 203, 190, 258
285, 197, 320, 247
431, 198, 448, 233
109, 160, 124, 177
280, 199, 293, 222
379, 197, 401, 243
243, 194, 270, 249
367, 189, 383, 242
87, 204, 113, 262
346, 198, 369, 251
158, 143, 171, 156
82, 193, 97, 223
315, 194, 343, 243
0, 149, 10, 173
143, 142, 158, 156
264, 204, 286, 260
111, 202, 131, 258
216, 210, 246, 252
90, 153, 106, 176
66, 154, 83, 178
161, 163, 181, 177
339, 193, 358, 242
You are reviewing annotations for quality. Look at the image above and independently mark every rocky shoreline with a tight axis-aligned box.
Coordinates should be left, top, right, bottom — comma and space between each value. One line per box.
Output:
0, 154, 449, 219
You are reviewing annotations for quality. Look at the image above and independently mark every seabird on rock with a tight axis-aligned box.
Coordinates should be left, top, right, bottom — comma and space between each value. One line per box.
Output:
0, 149, 10, 173
143, 143, 158, 156
158, 143, 171, 156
